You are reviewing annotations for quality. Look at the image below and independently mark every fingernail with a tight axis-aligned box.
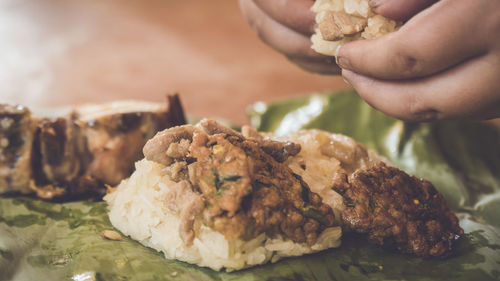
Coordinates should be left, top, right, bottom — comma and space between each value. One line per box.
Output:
334, 44, 342, 58
342, 75, 352, 87
341, 69, 353, 87
336, 56, 352, 70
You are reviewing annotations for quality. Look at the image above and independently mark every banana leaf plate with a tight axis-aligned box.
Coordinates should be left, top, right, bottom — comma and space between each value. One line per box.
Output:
1, 90, 499, 281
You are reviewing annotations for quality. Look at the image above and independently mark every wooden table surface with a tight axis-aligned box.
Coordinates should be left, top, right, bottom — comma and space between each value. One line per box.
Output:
0, 0, 348, 125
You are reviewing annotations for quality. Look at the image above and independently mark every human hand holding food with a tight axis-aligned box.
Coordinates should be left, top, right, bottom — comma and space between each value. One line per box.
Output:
238, 0, 341, 74
339, 0, 500, 121
237, 0, 425, 76
240, 0, 500, 122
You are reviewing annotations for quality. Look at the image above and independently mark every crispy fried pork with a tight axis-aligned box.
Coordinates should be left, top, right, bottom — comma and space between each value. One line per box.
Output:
333, 162, 463, 258
0, 105, 36, 194
244, 127, 463, 258
0, 95, 185, 199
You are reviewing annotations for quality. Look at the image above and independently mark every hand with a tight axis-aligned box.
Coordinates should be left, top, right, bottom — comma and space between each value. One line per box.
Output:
339, 0, 500, 121
238, 0, 341, 74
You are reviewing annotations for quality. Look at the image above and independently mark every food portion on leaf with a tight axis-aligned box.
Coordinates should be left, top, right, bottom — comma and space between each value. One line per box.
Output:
333, 162, 464, 258
0, 94, 185, 200
311, 0, 399, 56
105, 120, 463, 271
260, 128, 463, 259
106, 120, 342, 271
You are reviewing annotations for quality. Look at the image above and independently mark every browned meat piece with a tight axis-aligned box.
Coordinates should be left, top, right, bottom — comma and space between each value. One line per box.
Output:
188, 132, 253, 217
145, 121, 336, 246
199, 121, 302, 162
163, 161, 189, 182
333, 162, 463, 258
78, 98, 185, 187
318, 11, 368, 41
319, 135, 372, 174
331, 12, 367, 36
241, 125, 301, 163
143, 125, 194, 166
1, 94, 186, 199
318, 11, 343, 41
0, 105, 36, 194
241, 125, 262, 140
37, 118, 86, 185
257, 139, 301, 163
165, 180, 205, 245
198, 119, 238, 136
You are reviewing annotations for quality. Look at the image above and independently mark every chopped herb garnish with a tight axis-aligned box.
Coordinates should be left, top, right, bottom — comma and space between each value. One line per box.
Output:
212, 169, 221, 190
185, 157, 196, 164
253, 179, 270, 188
300, 205, 328, 225
216, 187, 224, 196
345, 198, 356, 208
293, 173, 311, 204
219, 175, 242, 182
214, 171, 241, 196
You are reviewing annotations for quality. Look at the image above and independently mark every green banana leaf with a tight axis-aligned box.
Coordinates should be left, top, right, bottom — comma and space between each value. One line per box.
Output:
1, 91, 499, 281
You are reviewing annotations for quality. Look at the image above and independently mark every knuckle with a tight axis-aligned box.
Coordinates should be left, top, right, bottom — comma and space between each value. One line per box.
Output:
391, 52, 420, 76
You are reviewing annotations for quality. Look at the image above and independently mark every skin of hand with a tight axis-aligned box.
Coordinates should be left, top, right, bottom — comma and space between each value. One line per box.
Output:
339, 0, 500, 121
240, 0, 500, 122
238, 0, 341, 74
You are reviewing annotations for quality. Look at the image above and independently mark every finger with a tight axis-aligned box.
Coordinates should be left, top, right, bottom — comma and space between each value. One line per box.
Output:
288, 56, 341, 75
369, 0, 438, 22
253, 0, 316, 35
239, 0, 328, 60
342, 53, 500, 121
337, 0, 490, 80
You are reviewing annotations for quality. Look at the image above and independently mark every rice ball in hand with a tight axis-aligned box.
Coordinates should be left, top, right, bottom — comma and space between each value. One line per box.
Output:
311, 0, 399, 56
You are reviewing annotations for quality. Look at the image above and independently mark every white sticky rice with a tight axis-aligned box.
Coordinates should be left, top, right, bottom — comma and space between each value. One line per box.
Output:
105, 129, 383, 271
311, 0, 399, 56
105, 159, 342, 271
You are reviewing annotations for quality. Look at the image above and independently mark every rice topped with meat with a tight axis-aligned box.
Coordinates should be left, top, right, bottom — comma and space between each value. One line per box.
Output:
105, 120, 463, 271
105, 120, 385, 271
311, 0, 399, 56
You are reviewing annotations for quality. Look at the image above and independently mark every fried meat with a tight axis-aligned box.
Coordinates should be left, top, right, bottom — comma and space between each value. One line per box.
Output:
333, 162, 464, 258
0, 95, 185, 199
143, 120, 336, 245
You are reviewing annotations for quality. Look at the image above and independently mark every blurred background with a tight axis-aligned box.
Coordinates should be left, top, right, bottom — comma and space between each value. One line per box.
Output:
0, 0, 348, 125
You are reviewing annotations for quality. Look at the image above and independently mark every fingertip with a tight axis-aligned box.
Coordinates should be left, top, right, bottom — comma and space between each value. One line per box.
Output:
340, 68, 354, 82
368, 0, 386, 16
335, 44, 349, 70
341, 69, 379, 106
335, 39, 374, 72
288, 56, 342, 75
340, 69, 351, 86
253, 0, 316, 35
341, 69, 370, 87
341, 69, 383, 112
